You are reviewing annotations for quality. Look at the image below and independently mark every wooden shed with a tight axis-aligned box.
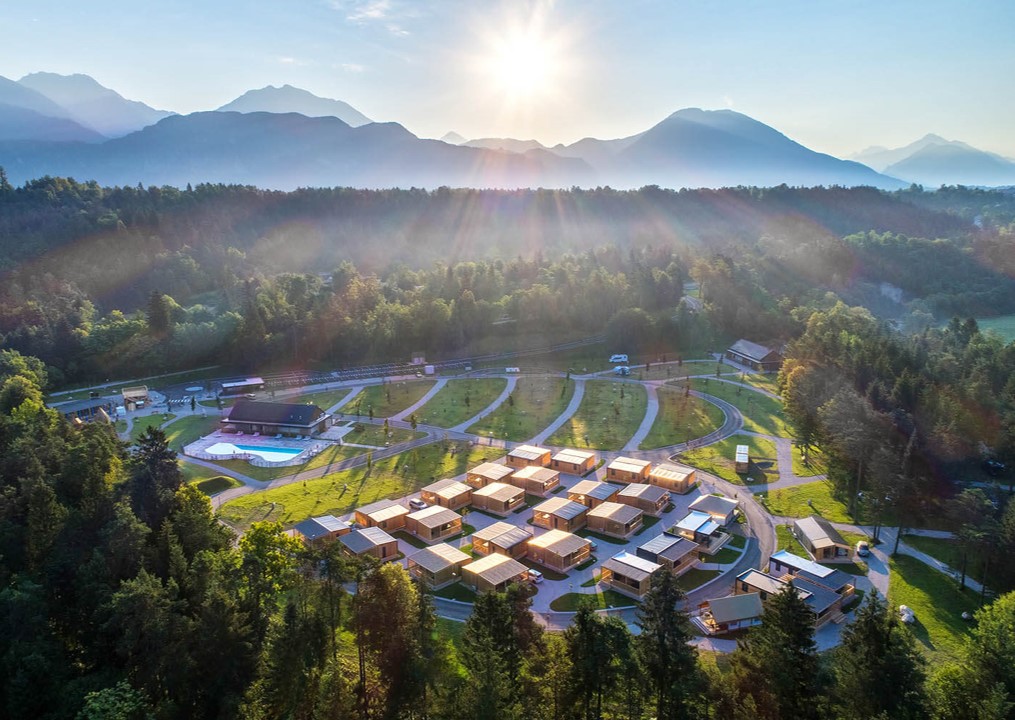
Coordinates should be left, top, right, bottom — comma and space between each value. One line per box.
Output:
466, 461, 514, 488
734, 445, 750, 474
404, 506, 463, 544
420, 478, 473, 511
616, 483, 671, 517
462, 554, 529, 593
510, 465, 561, 497
648, 463, 697, 494
586, 502, 644, 539
506, 444, 552, 469
407, 543, 471, 589
600, 552, 663, 599
531, 497, 589, 532
339, 527, 399, 561
550, 448, 597, 475
567, 479, 620, 509
527, 529, 592, 572
471, 482, 526, 516
471, 522, 533, 559
354, 499, 409, 531
606, 456, 651, 484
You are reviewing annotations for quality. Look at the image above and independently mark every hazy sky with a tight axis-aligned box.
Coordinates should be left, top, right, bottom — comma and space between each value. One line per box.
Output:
2, 0, 1013, 156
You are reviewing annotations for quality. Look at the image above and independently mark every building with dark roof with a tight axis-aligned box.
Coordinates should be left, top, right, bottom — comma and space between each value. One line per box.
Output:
340, 527, 399, 561
294, 515, 351, 543
54, 398, 115, 422
636, 534, 699, 575
725, 340, 783, 372
223, 399, 331, 436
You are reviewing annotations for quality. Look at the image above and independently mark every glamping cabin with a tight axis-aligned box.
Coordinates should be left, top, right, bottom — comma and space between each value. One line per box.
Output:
768, 550, 856, 595
506, 444, 552, 469
293, 515, 351, 544
407, 544, 471, 589
339, 527, 399, 561
586, 502, 644, 539
600, 552, 663, 599
606, 456, 652, 484
354, 499, 409, 532
470, 522, 533, 559
531, 497, 589, 532
462, 554, 529, 593
527, 530, 592, 572
636, 534, 699, 575
648, 462, 697, 494
698, 593, 764, 635
688, 494, 739, 526
734, 445, 750, 474
550, 448, 597, 475
734, 568, 847, 627
471, 482, 526, 516
466, 462, 515, 488
509, 466, 561, 497
567, 479, 620, 509
420, 478, 473, 511
616, 483, 671, 517
404, 506, 463, 544
793, 515, 854, 562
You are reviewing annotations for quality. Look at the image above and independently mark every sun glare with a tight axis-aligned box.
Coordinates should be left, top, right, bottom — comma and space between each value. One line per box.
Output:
489, 30, 558, 98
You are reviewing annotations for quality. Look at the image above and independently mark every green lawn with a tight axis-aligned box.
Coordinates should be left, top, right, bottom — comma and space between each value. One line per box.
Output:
162, 415, 222, 450
635, 360, 715, 382
435, 617, 466, 646
791, 445, 828, 478
685, 378, 790, 438
547, 380, 648, 450
414, 378, 508, 429
340, 422, 422, 447
903, 535, 992, 588
976, 314, 1015, 343
342, 381, 435, 419
217, 442, 504, 532
277, 387, 360, 412
739, 373, 782, 395
467, 377, 575, 442
758, 480, 853, 523
888, 555, 980, 661
678, 434, 778, 484
675, 568, 722, 592
519, 557, 568, 581
775, 524, 810, 555
549, 590, 636, 611
639, 387, 725, 449
130, 413, 177, 443
729, 534, 746, 549
433, 583, 478, 602
710, 545, 744, 564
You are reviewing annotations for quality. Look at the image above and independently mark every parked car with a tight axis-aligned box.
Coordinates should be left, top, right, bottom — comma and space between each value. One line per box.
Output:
983, 459, 1006, 477
588, 539, 598, 551
527, 569, 543, 584
409, 498, 428, 511
614, 365, 631, 376
856, 540, 870, 557
609, 354, 629, 363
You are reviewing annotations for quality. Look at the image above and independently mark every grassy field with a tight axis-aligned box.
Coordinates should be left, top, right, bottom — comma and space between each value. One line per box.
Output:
903, 535, 991, 588
685, 378, 790, 438
888, 555, 980, 661
217, 442, 504, 532
129, 413, 177, 443
675, 568, 722, 592
340, 422, 422, 447
342, 381, 435, 419
677, 434, 778, 484
758, 479, 852, 523
413, 378, 508, 428
276, 387, 360, 411
632, 360, 718, 382
547, 380, 648, 450
739, 373, 782, 395
976, 314, 1015, 342
639, 387, 725, 449
549, 590, 635, 611
775, 524, 809, 555
791, 445, 828, 478
467, 376, 575, 442
162, 415, 221, 449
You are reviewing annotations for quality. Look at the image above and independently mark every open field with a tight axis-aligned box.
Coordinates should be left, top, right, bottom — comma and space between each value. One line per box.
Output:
975, 314, 1015, 342
628, 359, 717, 381
675, 568, 722, 592
775, 524, 809, 555
130, 413, 176, 443
414, 378, 507, 428
163, 415, 222, 449
217, 442, 504, 532
791, 444, 828, 478
639, 386, 725, 449
903, 535, 991, 588
684, 377, 790, 438
758, 479, 852, 523
549, 590, 635, 611
340, 422, 422, 447
677, 434, 778, 485
547, 380, 647, 450
738, 373, 782, 395
341, 380, 435, 419
278, 387, 360, 411
467, 376, 575, 442
888, 555, 980, 661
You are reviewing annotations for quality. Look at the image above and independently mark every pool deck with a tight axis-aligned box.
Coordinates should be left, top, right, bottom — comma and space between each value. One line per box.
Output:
184, 430, 330, 467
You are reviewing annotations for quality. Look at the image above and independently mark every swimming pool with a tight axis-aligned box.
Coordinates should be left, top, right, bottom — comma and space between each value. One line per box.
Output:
205, 442, 306, 463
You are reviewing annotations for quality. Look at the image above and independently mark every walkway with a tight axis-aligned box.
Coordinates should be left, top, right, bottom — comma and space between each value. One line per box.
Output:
391, 378, 448, 422
622, 382, 660, 451
449, 375, 518, 432
528, 378, 586, 445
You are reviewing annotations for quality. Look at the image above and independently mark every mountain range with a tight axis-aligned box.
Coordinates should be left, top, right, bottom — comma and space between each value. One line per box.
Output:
851, 134, 1015, 187
0, 71, 1010, 190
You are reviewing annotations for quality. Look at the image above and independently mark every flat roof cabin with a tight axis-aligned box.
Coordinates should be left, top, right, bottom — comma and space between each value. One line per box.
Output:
354, 499, 409, 531
420, 478, 473, 510
407, 543, 472, 589
531, 497, 589, 532
466, 462, 515, 488
648, 462, 697, 494
600, 552, 663, 599
616, 483, 671, 517
405, 506, 463, 544
509, 465, 561, 497
567, 479, 620, 508
471, 482, 526, 516
462, 553, 529, 593
550, 448, 597, 475
734, 445, 750, 474
471, 522, 533, 559
586, 501, 644, 539
768, 550, 855, 595
670, 510, 722, 545
506, 444, 552, 469
734, 569, 845, 626
527, 529, 592, 572
606, 456, 652, 484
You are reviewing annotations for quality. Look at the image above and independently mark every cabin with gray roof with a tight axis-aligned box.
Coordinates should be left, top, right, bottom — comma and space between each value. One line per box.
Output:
293, 515, 351, 544
471, 522, 533, 559
636, 534, 699, 575
793, 515, 853, 561
223, 399, 331, 436
407, 543, 471, 589
600, 552, 663, 599
339, 527, 399, 561
531, 497, 589, 532
724, 339, 783, 371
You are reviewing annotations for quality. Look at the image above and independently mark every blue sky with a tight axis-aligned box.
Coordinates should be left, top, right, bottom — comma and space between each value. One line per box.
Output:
2, 0, 1013, 156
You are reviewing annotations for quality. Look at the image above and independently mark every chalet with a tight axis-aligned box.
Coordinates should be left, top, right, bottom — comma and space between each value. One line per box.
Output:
768, 550, 855, 595
471, 482, 525, 516
636, 534, 699, 576
293, 515, 351, 544
506, 444, 552, 469
699, 593, 764, 635
462, 554, 529, 593
793, 515, 854, 562
223, 399, 331, 436
567, 479, 620, 509
550, 448, 597, 475
600, 552, 663, 599
648, 463, 697, 494
688, 494, 739, 526
586, 502, 644, 539
420, 478, 473, 511
734, 569, 846, 626
606, 456, 652, 484
734, 445, 750, 473
510, 466, 561, 497
470, 522, 532, 559
531, 497, 589, 532
617, 483, 671, 517
404, 506, 463, 544
527, 529, 592, 572
354, 499, 409, 531
466, 462, 515, 488
407, 543, 471, 589
339, 527, 399, 561
724, 340, 783, 372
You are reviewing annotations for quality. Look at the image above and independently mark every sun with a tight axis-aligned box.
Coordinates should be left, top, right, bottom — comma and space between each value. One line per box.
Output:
488, 29, 559, 98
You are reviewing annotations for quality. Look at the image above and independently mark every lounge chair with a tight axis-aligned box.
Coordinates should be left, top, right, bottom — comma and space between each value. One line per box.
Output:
253, 432, 260, 437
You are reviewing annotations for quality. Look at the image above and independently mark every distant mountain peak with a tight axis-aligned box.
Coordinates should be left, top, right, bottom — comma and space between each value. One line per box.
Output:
216, 85, 371, 127
441, 131, 466, 144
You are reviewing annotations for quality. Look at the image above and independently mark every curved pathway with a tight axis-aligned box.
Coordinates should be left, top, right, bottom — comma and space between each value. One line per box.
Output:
391, 378, 448, 422
622, 382, 660, 451
449, 375, 518, 432
326, 386, 363, 413
529, 378, 586, 445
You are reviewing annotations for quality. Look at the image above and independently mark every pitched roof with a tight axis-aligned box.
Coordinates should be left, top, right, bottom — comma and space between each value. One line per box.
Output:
728, 339, 780, 362
357, 499, 409, 523
608, 456, 651, 474
508, 444, 550, 461
341, 527, 396, 553
529, 529, 590, 555
638, 534, 698, 562
472, 481, 524, 502
552, 448, 596, 465
472, 522, 532, 548
226, 399, 325, 426
674, 510, 720, 535
618, 483, 669, 502
422, 478, 472, 498
708, 593, 763, 624
409, 543, 471, 572
689, 494, 738, 517
649, 463, 695, 482
587, 501, 643, 524
533, 497, 588, 520
294, 514, 347, 540
463, 554, 528, 584
468, 462, 514, 481
770, 550, 853, 592
569, 480, 618, 502
407, 505, 460, 528
794, 515, 848, 549
602, 552, 661, 582
511, 466, 559, 482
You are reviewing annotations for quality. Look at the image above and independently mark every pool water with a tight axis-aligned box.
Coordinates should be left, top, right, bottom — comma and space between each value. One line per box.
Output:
205, 442, 305, 463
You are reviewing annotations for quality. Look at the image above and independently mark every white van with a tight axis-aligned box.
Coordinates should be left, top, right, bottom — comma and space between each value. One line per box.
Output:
609, 354, 628, 363
527, 569, 543, 584
614, 366, 631, 376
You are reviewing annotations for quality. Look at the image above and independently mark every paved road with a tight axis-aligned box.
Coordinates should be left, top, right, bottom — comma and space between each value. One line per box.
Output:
623, 382, 660, 451
529, 378, 586, 444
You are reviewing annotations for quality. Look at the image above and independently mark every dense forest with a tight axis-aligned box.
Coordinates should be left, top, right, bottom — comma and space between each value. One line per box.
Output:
0, 354, 1014, 719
